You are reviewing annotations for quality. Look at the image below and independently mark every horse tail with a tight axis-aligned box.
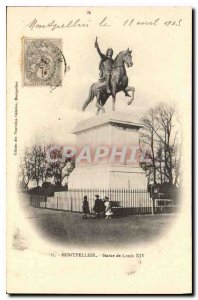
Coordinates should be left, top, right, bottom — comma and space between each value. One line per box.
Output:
82, 83, 95, 111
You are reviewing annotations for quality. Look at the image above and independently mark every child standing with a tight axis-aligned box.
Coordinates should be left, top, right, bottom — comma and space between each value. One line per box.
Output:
104, 196, 113, 219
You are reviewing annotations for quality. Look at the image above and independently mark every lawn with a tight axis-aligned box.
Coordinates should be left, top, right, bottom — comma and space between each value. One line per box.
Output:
24, 204, 176, 247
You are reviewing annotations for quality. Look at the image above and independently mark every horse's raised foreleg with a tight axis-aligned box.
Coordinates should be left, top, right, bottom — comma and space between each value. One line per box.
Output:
124, 91, 131, 97
123, 86, 135, 105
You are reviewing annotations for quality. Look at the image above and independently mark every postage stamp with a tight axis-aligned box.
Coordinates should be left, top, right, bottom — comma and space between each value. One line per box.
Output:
22, 38, 64, 86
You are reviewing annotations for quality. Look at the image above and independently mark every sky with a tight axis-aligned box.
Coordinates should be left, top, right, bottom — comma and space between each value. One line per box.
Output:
7, 7, 191, 149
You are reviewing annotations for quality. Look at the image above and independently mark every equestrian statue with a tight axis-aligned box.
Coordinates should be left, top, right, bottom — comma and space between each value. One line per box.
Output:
82, 37, 135, 115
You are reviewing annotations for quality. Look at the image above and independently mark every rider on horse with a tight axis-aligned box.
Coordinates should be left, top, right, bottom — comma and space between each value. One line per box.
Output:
95, 37, 114, 94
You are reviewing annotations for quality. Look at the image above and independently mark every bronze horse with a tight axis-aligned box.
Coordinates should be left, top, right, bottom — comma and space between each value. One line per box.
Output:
82, 49, 135, 114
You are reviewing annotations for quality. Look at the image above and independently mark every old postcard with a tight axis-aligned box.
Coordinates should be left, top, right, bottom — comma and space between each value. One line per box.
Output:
6, 7, 192, 294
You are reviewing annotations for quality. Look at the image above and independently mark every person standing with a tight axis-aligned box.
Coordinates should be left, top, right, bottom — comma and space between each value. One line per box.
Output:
104, 196, 113, 219
82, 196, 90, 219
93, 194, 101, 218
101, 197, 106, 218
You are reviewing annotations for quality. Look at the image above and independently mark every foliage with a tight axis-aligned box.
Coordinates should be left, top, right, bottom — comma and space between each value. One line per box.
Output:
18, 143, 75, 190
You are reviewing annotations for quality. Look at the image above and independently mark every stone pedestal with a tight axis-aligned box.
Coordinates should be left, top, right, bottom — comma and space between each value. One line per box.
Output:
68, 111, 147, 189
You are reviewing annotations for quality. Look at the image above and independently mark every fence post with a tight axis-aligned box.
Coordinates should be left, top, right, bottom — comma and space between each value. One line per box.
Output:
151, 198, 155, 215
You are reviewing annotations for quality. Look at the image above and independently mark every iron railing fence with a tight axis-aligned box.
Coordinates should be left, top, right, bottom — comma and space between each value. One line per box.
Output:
30, 188, 178, 215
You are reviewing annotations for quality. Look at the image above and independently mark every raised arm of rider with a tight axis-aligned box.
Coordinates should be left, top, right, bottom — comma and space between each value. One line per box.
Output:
95, 40, 106, 59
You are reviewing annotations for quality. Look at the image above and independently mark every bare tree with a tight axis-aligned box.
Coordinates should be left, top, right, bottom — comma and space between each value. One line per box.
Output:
30, 145, 46, 187
18, 148, 33, 190
47, 147, 75, 186
19, 143, 75, 189
140, 103, 181, 187
140, 107, 161, 184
